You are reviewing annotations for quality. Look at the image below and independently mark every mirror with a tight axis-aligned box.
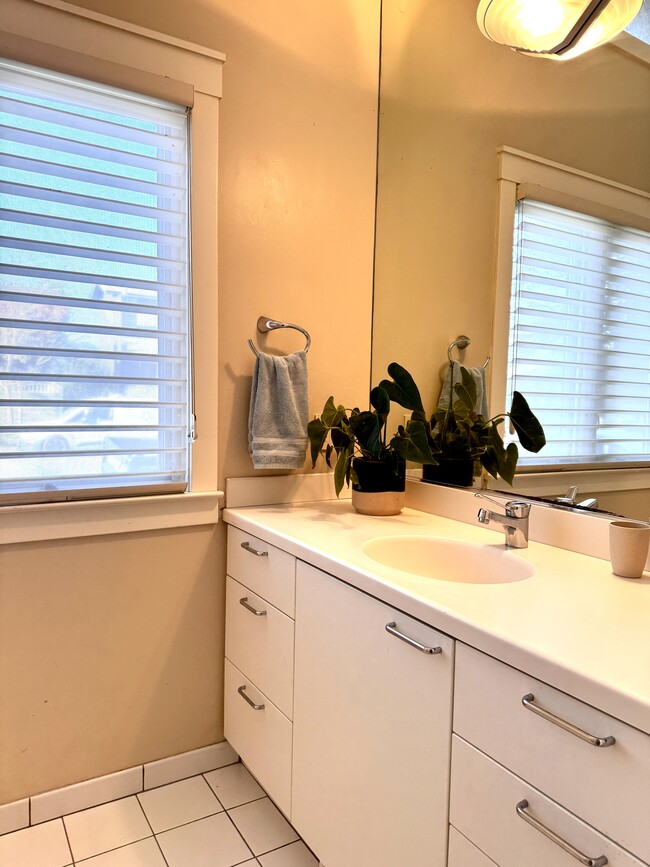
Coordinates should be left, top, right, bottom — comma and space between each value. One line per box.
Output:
372, 0, 650, 520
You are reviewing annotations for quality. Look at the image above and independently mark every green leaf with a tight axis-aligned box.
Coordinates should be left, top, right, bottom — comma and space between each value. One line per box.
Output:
480, 445, 500, 480
389, 420, 439, 464
307, 418, 328, 468
321, 396, 346, 428
333, 446, 352, 497
378, 362, 425, 414
331, 425, 352, 455
499, 442, 519, 486
349, 411, 381, 457
509, 392, 546, 453
460, 366, 477, 408
370, 385, 390, 418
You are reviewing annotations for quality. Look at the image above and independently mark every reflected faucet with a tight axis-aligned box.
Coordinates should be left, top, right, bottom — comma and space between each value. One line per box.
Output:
475, 494, 531, 549
553, 486, 599, 510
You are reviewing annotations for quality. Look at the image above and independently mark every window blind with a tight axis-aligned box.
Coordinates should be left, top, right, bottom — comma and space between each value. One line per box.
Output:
507, 198, 650, 471
0, 60, 191, 504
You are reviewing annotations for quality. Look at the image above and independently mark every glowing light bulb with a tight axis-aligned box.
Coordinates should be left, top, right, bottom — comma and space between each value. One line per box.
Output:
518, 0, 566, 38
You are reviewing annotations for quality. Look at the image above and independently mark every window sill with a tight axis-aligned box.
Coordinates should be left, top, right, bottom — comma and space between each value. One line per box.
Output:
0, 490, 223, 546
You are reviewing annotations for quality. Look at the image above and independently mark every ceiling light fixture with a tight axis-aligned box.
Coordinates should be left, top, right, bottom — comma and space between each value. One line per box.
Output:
476, 0, 643, 60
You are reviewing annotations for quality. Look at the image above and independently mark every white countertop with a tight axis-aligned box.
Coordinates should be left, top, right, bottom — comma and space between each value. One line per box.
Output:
224, 500, 650, 734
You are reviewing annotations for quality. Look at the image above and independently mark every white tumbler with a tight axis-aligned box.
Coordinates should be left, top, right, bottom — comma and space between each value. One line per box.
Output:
609, 521, 650, 579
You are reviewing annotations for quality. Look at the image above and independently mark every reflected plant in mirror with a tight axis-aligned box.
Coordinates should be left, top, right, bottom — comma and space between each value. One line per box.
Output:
381, 362, 546, 486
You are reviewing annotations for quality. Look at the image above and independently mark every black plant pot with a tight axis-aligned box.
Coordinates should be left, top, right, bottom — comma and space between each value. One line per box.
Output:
351, 457, 406, 516
352, 457, 406, 493
423, 457, 475, 488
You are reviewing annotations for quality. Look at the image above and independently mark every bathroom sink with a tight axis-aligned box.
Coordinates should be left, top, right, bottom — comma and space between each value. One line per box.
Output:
362, 535, 534, 584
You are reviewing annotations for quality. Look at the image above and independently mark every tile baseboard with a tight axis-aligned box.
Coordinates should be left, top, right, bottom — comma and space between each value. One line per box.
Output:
144, 740, 238, 790
0, 740, 239, 837
0, 799, 29, 836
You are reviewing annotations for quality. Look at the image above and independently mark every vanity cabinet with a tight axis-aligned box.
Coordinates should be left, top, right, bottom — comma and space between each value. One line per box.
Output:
291, 561, 454, 867
223, 522, 650, 867
224, 527, 296, 817
451, 645, 650, 866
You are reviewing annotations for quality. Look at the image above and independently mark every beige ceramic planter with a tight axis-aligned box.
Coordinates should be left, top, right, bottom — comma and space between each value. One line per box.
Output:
351, 489, 405, 516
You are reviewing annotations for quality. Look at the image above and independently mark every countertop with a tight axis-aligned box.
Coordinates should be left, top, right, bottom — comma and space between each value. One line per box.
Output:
223, 501, 650, 734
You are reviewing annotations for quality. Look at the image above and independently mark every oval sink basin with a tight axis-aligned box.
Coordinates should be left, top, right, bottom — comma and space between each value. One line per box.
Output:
362, 535, 534, 584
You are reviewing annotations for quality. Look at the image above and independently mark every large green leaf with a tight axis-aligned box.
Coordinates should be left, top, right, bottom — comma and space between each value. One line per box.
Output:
509, 392, 546, 453
321, 396, 346, 428
333, 445, 352, 497
453, 367, 477, 415
389, 421, 439, 464
349, 410, 381, 457
378, 362, 425, 414
330, 425, 352, 455
484, 424, 519, 485
370, 385, 390, 418
307, 418, 328, 467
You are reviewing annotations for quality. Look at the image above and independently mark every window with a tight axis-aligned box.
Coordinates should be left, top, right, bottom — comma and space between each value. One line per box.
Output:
507, 198, 650, 471
0, 60, 191, 504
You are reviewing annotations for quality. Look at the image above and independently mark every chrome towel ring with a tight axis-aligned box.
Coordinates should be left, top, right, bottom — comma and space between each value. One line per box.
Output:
447, 334, 490, 369
248, 316, 312, 356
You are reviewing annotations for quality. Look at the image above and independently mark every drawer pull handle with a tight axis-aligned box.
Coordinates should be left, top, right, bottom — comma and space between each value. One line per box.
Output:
241, 541, 269, 557
239, 597, 267, 617
385, 622, 442, 655
516, 800, 608, 866
522, 694, 616, 747
238, 685, 265, 711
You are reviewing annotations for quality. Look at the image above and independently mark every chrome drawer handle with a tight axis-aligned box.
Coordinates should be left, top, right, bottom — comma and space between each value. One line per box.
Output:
522, 694, 615, 747
239, 597, 267, 617
385, 622, 442, 655
237, 685, 265, 711
516, 800, 608, 866
241, 541, 269, 557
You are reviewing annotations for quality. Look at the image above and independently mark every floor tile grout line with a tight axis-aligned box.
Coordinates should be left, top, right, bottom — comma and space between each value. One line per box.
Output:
60, 815, 75, 866
220, 804, 256, 862
68, 831, 152, 865
135, 792, 171, 867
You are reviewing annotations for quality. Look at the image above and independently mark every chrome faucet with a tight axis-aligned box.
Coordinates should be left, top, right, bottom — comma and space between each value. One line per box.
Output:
475, 494, 531, 549
553, 486, 599, 510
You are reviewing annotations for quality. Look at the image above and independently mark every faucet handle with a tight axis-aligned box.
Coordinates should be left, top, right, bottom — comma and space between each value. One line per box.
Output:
474, 493, 530, 519
504, 500, 530, 518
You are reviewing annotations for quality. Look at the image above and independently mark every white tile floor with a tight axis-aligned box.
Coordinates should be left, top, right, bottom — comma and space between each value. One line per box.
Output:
0, 764, 319, 867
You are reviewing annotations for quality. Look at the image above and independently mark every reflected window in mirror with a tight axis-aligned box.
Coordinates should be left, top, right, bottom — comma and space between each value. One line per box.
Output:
490, 149, 650, 510
506, 198, 650, 472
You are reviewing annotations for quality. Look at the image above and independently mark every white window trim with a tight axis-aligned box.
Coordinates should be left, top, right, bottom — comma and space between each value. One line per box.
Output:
490, 147, 650, 496
1, 0, 224, 536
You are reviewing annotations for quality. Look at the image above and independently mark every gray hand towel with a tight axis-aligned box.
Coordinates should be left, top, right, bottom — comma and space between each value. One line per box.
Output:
248, 350, 309, 469
438, 360, 489, 418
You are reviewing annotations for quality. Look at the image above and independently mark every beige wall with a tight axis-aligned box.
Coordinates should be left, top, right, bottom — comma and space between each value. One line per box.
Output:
1, 0, 380, 803
373, 0, 650, 406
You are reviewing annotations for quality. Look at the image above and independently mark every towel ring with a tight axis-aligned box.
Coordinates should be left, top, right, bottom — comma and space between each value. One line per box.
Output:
447, 335, 490, 369
248, 316, 311, 356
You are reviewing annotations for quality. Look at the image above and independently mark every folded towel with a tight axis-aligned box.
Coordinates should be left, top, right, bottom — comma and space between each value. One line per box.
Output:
438, 360, 489, 418
248, 350, 309, 469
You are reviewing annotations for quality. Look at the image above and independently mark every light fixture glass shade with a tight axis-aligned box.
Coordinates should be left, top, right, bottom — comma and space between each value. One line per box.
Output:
476, 0, 643, 59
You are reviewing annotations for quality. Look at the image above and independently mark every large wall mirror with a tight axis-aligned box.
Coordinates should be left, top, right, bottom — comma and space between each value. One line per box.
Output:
372, 0, 650, 520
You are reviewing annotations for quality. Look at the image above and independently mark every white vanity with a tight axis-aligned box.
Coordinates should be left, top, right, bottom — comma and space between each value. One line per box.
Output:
222, 498, 650, 867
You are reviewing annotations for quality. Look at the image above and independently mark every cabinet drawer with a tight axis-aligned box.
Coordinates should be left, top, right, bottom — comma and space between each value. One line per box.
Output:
224, 659, 292, 818
448, 827, 498, 867
225, 576, 294, 719
450, 736, 646, 867
454, 644, 650, 862
227, 527, 296, 617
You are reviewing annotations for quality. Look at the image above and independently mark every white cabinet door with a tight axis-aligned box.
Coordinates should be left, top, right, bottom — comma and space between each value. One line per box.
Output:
292, 561, 454, 867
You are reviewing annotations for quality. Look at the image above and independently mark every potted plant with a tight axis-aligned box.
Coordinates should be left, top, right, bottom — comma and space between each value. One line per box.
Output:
307, 386, 406, 515
379, 362, 546, 487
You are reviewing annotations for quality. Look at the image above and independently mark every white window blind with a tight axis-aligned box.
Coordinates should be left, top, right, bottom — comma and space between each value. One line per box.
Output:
0, 60, 191, 504
507, 198, 650, 471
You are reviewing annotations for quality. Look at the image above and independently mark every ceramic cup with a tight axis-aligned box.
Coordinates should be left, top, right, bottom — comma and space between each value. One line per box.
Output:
609, 521, 650, 579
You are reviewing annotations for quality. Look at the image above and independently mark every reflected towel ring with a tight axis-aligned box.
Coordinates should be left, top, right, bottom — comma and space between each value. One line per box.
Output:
248, 316, 312, 356
447, 335, 490, 369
